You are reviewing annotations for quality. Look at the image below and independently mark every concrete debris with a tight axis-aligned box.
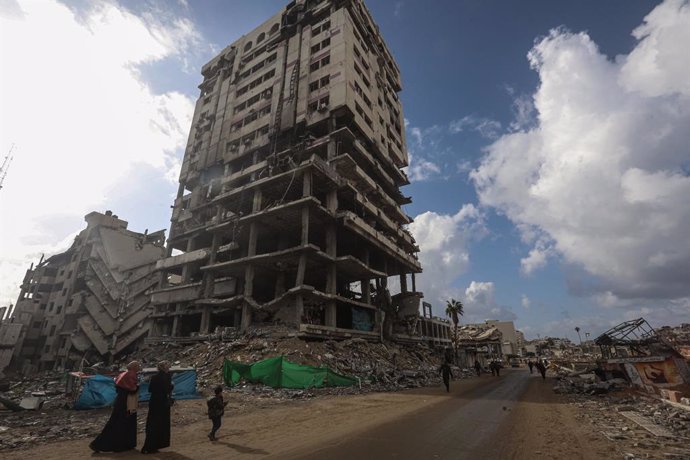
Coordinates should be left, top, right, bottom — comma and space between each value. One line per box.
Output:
123, 326, 473, 393
1, 327, 472, 451
568, 389, 690, 458
553, 376, 630, 395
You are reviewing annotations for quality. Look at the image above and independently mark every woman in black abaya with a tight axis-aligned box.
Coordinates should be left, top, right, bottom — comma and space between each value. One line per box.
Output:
89, 360, 141, 453
141, 361, 174, 454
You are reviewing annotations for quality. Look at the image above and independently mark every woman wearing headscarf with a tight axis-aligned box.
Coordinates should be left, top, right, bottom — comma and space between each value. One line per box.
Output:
141, 361, 174, 454
89, 361, 141, 453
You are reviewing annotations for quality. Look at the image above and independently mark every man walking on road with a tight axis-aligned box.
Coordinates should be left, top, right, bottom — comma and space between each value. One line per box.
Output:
439, 362, 453, 392
474, 360, 481, 377
535, 361, 547, 380
528, 360, 534, 374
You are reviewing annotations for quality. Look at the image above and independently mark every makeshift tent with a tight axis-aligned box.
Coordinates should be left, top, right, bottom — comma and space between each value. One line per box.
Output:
74, 374, 117, 410
73, 369, 200, 410
223, 356, 357, 389
139, 369, 199, 401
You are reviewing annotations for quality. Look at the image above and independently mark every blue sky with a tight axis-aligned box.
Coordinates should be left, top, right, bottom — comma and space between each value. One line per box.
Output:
2, 0, 689, 341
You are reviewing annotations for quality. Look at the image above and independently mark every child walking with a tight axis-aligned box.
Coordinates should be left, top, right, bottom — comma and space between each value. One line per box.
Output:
207, 386, 228, 441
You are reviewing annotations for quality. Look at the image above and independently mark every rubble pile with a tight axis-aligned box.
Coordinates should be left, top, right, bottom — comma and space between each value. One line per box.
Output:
0, 372, 72, 410
570, 393, 690, 458
553, 375, 630, 395
657, 324, 690, 360
1, 328, 472, 451
126, 327, 471, 393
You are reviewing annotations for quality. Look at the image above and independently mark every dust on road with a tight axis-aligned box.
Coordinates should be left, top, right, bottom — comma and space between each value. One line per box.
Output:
3, 369, 616, 460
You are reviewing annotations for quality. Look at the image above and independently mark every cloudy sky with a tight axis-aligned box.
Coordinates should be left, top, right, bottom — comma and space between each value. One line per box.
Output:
1, 0, 689, 340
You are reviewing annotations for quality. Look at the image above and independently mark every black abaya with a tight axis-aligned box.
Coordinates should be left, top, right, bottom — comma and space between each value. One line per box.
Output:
141, 371, 173, 453
90, 386, 137, 452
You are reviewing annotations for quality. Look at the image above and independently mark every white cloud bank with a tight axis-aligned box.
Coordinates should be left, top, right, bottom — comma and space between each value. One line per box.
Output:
0, 0, 199, 304
408, 204, 486, 308
472, 0, 690, 303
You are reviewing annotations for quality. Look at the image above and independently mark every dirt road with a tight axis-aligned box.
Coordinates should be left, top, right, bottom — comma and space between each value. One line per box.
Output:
4, 369, 614, 459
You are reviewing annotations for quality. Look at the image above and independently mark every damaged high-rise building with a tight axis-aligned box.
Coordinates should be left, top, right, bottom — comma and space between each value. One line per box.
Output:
150, 0, 423, 340
4, 211, 165, 373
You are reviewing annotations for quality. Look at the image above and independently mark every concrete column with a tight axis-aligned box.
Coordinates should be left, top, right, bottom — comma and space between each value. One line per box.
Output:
361, 279, 370, 303
295, 294, 304, 325
252, 188, 263, 213
171, 304, 181, 336
247, 223, 258, 257
399, 274, 407, 293
200, 306, 211, 334
327, 116, 337, 160
241, 264, 254, 331
301, 207, 310, 245
325, 188, 337, 327
295, 253, 307, 286
411, 273, 417, 292
181, 237, 196, 282
302, 170, 312, 197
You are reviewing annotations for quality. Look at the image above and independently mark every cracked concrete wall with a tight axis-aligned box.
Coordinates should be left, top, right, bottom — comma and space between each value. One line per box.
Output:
6, 211, 165, 372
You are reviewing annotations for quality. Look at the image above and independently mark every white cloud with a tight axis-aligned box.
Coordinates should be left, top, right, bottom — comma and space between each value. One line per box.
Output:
0, 0, 200, 304
408, 205, 486, 308
509, 93, 536, 132
449, 115, 502, 140
521, 294, 531, 310
463, 281, 517, 322
404, 123, 445, 182
406, 152, 441, 182
472, 0, 690, 303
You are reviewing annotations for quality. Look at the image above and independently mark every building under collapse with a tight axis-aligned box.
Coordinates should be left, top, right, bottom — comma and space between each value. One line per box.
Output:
149, 0, 422, 340
2, 211, 165, 373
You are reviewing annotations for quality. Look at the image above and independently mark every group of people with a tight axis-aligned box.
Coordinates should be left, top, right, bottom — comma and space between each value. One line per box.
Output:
440, 358, 549, 393
89, 360, 228, 454
472, 359, 502, 377
527, 359, 548, 379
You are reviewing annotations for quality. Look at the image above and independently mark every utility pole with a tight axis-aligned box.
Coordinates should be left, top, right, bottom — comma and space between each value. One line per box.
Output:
0, 144, 15, 191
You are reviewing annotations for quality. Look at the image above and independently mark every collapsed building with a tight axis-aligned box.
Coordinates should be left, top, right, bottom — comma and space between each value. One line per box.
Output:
149, 0, 422, 341
595, 318, 690, 396
0, 211, 165, 374
455, 324, 504, 367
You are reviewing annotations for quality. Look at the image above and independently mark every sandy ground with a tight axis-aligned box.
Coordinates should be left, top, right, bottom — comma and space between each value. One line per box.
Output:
3, 369, 618, 459
492, 373, 612, 460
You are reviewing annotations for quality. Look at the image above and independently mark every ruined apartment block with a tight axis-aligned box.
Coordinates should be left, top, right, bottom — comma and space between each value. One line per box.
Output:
150, 0, 422, 340
6, 211, 165, 373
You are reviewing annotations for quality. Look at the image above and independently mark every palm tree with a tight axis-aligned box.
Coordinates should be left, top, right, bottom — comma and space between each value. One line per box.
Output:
575, 327, 582, 345
446, 299, 464, 363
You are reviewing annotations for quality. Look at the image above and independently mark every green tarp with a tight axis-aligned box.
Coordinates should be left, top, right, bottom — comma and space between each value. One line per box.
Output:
223, 356, 357, 389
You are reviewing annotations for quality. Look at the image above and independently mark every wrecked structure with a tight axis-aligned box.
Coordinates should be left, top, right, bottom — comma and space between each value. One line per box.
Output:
595, 318, 690, 394
149, 0, 421, 340
455, 324, 504, 368
1, 211, 165, 374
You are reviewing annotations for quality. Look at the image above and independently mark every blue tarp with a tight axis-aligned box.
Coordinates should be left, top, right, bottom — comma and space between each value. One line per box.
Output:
74, 374, 117, 410
139, 370, 199, 402
74, 370, 199, 410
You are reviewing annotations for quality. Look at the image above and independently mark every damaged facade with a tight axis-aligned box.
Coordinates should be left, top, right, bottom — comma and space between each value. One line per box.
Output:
595, 318, 690, 395
1, 211, 165, 374
149, 0, 422, 340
